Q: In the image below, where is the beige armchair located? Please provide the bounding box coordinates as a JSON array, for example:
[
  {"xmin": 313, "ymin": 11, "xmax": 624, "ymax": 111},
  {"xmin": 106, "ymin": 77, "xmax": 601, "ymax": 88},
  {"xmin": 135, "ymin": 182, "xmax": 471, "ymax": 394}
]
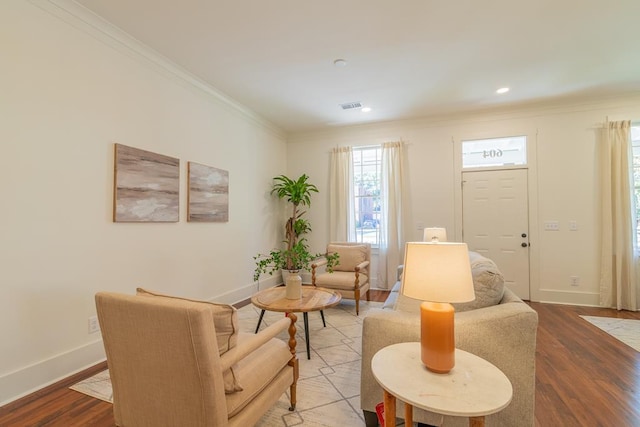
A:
[
  {"xmin": 311, "ymin": 242, "xmax": 371, "ymax": 315},
  {"xmin": 95, "ymin": 290, "xmax": 298, "ymax": 427}
]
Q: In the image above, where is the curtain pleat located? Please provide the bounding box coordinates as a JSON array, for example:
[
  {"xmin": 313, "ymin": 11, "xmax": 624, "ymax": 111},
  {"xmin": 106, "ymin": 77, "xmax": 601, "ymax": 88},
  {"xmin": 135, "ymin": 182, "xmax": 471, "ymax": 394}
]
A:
[
  {"xmin": 599, "ymin": 119, "xmax": 637, "ymax": 310},
  {"xmin": 329, "ymin": 147, "xmax": 355, "ymax": 241},
  {"xmin": 378, "ymin": 141, "xmax": 407, "ymax": 289}
]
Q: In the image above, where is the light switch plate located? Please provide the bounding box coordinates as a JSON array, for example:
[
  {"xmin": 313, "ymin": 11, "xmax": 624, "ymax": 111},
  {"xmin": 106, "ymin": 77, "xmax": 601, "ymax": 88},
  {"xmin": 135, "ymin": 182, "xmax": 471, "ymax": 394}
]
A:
[{"xmin": 544, "ymin": 221, "xmax": 559, "ymax": 231}]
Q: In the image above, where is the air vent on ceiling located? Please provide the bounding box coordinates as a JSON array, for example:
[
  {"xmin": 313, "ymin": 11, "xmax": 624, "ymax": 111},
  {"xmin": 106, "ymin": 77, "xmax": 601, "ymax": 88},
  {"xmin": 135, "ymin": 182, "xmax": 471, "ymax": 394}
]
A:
[{"xmin": 340, "ymin": 102, "xmax": 363, "ymax": 110}]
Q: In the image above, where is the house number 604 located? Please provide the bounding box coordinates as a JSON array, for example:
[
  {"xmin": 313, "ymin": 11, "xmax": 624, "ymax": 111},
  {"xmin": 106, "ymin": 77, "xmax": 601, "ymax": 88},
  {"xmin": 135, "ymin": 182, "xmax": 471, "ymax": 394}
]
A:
[{"xmin": 482, "ymin": 149, "xmax": 503, "ymax": 158}]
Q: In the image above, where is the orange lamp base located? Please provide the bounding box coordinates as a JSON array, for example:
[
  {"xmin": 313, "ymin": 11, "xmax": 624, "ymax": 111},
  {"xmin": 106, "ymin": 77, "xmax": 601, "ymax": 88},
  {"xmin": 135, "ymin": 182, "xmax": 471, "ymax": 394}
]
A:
[{"xmin": 420, "ymin": 301, "xmax": 455, "ymax": 373}]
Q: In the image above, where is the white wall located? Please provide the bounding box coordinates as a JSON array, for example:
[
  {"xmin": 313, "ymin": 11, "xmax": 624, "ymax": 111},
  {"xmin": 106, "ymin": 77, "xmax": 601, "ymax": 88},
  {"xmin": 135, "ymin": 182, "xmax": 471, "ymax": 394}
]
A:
[
  {"xmin": 288, "ymin": 96, "xmax": 640, "ymax": 304},
  {"xmin": 0, "ymin": 0, "xmax": 287, "ymax": 404}
]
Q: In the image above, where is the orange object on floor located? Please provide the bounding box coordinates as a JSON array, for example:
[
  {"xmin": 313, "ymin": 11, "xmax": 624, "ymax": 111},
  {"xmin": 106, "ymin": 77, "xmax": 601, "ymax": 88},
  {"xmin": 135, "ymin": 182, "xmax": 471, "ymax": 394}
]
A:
[{"xmin": 375, "ymin": 402, "xmax": 385, "ymax": 427}]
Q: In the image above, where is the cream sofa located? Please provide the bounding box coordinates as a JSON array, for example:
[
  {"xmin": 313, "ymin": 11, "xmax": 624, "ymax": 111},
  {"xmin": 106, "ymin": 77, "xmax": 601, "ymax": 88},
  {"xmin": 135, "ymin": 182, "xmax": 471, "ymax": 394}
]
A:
[{"xmin": 361, "ymin": 252, "xmax": 538, "ymax": 426}]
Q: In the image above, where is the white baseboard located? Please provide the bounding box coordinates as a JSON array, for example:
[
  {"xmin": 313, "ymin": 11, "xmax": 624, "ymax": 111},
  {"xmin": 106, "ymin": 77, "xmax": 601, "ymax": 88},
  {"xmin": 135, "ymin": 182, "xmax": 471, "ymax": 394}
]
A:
[
  {"xmin": 0, "ymin": 339, "xmax": 106, "ymax": 406},
  {"xmin": 215, "ymin": 276, "xmax": 283, "ymax": 305},
  {"xmin": 0, "ymin": 278, "xmax": 283, "ymax": 406},
  {"xmin": 536, "ymin": 288, "xmax": 600, "ymax": 306}
]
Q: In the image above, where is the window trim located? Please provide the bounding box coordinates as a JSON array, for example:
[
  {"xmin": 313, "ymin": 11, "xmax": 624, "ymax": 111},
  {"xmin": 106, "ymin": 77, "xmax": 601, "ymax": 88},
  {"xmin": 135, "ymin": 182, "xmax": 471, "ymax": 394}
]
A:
[{"xmin": 461, "ymin": 135, "xmax": 528, "ymax": 169}]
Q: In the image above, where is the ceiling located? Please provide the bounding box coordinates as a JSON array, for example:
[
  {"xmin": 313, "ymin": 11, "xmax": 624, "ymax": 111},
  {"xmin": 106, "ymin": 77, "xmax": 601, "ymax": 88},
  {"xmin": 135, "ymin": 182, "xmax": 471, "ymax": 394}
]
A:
[{"xmin": 75, "ymin": 0, "xmax": 640, "ymax": 133}]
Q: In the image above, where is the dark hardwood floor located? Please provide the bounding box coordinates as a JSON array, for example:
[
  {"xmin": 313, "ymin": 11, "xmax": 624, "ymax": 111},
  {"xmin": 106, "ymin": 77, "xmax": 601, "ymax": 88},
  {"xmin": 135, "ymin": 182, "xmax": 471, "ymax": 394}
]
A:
[
  {"xmin": 1, "ymin": 290, "xmax": 639, "ymax": 426},
  {"xmin": 529, "ymin": 301, "xmax": 640, "ymax": 426}
]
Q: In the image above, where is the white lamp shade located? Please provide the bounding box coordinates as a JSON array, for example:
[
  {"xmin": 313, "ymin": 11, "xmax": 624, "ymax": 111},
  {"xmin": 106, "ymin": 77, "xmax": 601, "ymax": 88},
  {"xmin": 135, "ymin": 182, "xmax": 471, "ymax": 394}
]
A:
[
  {"xmin": 423, "ymin": 227, "xmax": 447, "ymax": 242},
  {"xmin": 400, "ymin": 242, "xmax": 475, "ymax": 303}
]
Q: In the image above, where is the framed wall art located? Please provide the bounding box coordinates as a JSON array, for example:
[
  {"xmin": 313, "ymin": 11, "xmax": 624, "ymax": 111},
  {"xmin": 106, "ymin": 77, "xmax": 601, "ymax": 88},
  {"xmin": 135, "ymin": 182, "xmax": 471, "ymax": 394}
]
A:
[
  {"xmin": 187, "ymin": 161, "xmax": 229, "ymax": 222},
  {"xmin": 113, "ymin": 143, "xmax": 180, "ymax": 222}
]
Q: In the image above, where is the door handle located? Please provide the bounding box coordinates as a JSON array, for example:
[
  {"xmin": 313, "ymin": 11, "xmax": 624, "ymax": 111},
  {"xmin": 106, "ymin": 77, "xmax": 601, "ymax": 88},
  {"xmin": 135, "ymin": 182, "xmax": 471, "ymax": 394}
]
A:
[
  {"xmin": 521, "ymin": 233, "xmax": 527, "ymax": 238},
  {"xmin": 521, "ymin": 242, "xmax": 529, "ymax": 247}
]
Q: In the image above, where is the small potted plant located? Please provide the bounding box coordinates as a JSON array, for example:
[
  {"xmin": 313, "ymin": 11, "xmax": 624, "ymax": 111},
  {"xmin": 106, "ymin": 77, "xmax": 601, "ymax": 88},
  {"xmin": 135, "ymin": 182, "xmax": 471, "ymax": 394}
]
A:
[{"xmin": 254, "ymin": 174, "xmax": 338, "ymax": 298}]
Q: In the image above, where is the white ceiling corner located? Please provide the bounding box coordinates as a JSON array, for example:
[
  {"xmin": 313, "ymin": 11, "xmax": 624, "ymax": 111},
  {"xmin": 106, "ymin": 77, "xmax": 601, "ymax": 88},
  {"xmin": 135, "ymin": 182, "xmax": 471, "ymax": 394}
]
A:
[{"xmin": 72, "ymin": 0, "xmax": 640, "ymax": 133}]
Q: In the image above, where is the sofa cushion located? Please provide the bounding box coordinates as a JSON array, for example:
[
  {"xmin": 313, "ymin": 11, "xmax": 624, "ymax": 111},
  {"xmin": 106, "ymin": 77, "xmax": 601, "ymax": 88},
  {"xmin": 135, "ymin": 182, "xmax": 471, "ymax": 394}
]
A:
[
  {"xmin": 314, "ymin": 271, "xmax": 369, "ymax": 289},
  {"xmin": 382, "ymin": 282, "xmax": 401, "ymax": 309},
  {"xmin": 394, "ymin": 288, "xmax": 423, "ymax": 313},
  {"xmin": 136, "ymin": 288, "xmax": 242, "ymax": 393},
  {"xmin": 452, "ymin": 252, "xmax": 505, "ymax": 312},
  {"xmin": 327, "ymin": 244, "xmax": 368, "ymax": 272},
  {"xmin": 393, "ymin": 251, "xmax": 505, "ymax": 313}
]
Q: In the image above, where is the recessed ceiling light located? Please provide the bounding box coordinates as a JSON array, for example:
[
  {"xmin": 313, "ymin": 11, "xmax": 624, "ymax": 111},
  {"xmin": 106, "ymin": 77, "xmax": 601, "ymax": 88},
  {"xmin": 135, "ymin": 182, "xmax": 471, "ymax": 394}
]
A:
[
  {"xmin": 333, "ymin": 59, "xmax": 347, "ymax": 67},
  {"xmin": 496, "ymin": 87, "xmax": 510, "ymax": 94},
  {"xmin": 361, "ymin": 107, "xmax": 372, "ymax": 113}
]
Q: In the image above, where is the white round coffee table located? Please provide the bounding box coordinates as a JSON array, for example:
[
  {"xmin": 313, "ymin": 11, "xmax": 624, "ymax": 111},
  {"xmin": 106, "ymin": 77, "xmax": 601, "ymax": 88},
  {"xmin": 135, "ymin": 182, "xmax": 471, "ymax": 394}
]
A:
[{"xmin": 371, "ymin": 342, "xmax": 512, "ymax": 427}]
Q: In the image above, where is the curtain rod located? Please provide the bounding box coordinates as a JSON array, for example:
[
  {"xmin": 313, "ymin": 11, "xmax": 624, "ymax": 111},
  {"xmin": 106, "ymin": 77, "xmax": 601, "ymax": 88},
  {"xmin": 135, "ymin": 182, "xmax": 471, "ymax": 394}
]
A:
[{"xmin": 328, "ymin": 140, "xmax": 411, "ymax": 153}]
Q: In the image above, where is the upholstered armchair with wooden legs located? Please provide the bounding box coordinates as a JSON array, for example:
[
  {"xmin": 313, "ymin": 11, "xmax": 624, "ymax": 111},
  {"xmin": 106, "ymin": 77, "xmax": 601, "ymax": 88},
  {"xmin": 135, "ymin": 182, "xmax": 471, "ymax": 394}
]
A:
[
  {"xmin": 311, "ymin": 242, "xmax": 371, "ymax": 315},
  {"xmin": 95, "ymin": 289, "xmax": 299, "ymax": 427}
]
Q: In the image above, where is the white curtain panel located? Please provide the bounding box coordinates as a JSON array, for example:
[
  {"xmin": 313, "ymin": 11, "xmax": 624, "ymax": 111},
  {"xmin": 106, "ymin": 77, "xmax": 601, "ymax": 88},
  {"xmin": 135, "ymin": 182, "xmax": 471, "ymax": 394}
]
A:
[
  {"xmin": 599, "ymin": 119, "xmax": 637, "ymax": 310},
  {"xmin": 378, "ymin": 141, "xmax": 407, "ymax": 289},
  {"xmin": 329, "ymin": 146, "xmax": 355, "ymax": 241}
]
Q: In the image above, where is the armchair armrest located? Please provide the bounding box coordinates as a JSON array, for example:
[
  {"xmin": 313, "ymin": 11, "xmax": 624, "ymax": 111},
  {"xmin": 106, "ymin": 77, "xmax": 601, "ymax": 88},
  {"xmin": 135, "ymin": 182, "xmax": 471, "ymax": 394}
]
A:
[
  {"xmin": 220, "ymin": 316, "xmax": 294, "ymax": 371},
  {"xmin": 311, "ymin": 257, "xmax": 328, "ymax": 285},
  {"xmin": 354, "ymin": 260, "xmax": 370, "ymax": 272},
  {"xmin": 311, "ymin": 257, "xmax": 328, "ymax": 270}
]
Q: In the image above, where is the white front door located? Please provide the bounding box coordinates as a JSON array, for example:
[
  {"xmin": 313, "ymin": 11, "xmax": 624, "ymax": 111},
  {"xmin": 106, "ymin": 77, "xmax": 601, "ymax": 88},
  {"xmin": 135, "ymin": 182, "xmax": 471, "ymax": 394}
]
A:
[{"xmin": 462, "ymin": 168, "xmax": 530, "ymax": 300}]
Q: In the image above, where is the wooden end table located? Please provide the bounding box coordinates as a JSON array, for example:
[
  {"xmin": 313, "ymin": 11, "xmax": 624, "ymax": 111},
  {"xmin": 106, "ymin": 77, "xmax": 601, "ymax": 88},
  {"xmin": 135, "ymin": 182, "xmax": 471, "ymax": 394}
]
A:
[
  {"xmin": 251, "ymin": 285, "xmax": 342, "ymax": 359},
  {"xmin": 371, "ymin": 342, "xmax": 512, "ymax": 427}
]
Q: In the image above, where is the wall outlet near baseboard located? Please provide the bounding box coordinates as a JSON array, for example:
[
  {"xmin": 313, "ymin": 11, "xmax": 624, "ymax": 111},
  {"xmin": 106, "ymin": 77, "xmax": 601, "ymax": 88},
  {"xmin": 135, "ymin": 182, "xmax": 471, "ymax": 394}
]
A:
[
  {"xmin": 570, "ymin": 276, "xmax": 580, "ymax": 287},
  {"xmin": 88, "ymin": 316, "xmax": 100, "ymax": 334}
]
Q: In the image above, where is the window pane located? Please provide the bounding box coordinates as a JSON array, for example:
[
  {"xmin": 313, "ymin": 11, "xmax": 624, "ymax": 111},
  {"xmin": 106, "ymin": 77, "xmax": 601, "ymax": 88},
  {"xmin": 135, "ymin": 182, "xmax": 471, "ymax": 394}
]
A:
[
  {"xmin": 462, "ymin": 136, "xmax": 527, "ymax": 168},
  {"xmin": 352, "ymin": 146, "xmax": 381, "ymax": 247}
]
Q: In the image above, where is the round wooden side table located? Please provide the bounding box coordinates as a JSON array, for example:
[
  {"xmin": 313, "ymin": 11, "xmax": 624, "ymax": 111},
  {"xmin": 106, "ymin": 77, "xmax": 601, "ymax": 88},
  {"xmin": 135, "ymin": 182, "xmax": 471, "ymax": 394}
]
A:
[{"xmin": 251, "ymin": 285, "xmax": 342, "ymax": 359}]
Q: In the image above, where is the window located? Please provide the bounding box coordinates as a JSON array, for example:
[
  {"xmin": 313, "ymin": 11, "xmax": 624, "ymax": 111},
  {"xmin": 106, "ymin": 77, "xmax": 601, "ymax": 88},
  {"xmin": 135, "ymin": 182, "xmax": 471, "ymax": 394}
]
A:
[
  {"xmin": 630, "ymin": 125, "xmax": 640, "ymax": 245},
  {"xmin": 462, "ymin": 135, "xmax": 527, "ymax": 168},
  {"xmin": 353, "ymin": 146, "xmax": 381, "ymax": 246}
]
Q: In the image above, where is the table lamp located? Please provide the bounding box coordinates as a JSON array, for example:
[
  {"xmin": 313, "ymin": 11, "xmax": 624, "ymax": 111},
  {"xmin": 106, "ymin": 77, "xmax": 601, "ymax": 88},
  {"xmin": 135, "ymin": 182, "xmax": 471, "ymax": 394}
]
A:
[
  {"xmin": 423, "ymin": 227, "xmax": 447, "ymax": 242},
  {"xmin": 400, "ymin": 242, "xmax": 474, "ymax": 373}
]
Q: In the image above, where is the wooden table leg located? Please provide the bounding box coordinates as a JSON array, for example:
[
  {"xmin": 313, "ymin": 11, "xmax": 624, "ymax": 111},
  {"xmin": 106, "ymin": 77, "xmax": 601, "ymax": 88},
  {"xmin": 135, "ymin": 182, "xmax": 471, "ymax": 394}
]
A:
[
  {"xmin": 383, "ymin": 389, "xmax": 396, "ymax": 427},
  {"xmin": 404, "ymin": 402, "xmax": 413, "ymax": 426},
  {"xmin": 469, "ymin": 416, "xmax": 484, "ymax": 427},
  {"xmin": 286, "ymin": 313, "xmax": 297, "ymax": 411}
]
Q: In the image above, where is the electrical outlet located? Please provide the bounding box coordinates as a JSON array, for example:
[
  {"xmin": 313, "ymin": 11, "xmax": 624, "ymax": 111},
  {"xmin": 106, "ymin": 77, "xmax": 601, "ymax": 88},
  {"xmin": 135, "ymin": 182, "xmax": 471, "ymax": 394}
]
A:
[
  {"xmin": 544, "ymin": 221, "xmax": 560, "ymax": 231},
  {"xmin": 570, "ymin": 276, "xmax": 580, "ymax": 287},
  {"xmin": 88, "ymin": 316, "xmax": 100, "ymax": 334},
  {"xmin": 569, "ymin": 220, "xmax": 578, "ymax": 231}
]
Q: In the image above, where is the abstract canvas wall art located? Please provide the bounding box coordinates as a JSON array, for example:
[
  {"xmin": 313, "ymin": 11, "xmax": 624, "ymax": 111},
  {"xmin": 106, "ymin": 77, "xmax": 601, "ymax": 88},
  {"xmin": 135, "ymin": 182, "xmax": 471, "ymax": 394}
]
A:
[
  {"xmin": 113, "ymin": 144, "xmax": 180, "ymax": 222},
  {"xmin": 188, "ymin": 162, "xmax": 229, "ymax": 222}
]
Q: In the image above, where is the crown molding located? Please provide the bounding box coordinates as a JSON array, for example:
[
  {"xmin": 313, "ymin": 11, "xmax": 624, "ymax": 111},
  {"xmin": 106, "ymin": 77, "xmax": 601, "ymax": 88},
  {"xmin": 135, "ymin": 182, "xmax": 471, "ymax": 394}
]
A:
[
  {"xmin": 27, "ymin": 0, "xmax": 285, "ymax": 139},
  {"xmin": 289, "ymin": 91, "xmax": 640, "ymax": 143}
]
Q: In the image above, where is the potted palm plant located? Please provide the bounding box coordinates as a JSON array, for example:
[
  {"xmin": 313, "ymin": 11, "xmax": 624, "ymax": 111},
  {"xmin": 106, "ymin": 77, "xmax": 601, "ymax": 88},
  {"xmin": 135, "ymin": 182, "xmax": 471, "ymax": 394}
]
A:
[{"xmin": 254, "ymin": 174, "xmax": 338, "ymax": 298}]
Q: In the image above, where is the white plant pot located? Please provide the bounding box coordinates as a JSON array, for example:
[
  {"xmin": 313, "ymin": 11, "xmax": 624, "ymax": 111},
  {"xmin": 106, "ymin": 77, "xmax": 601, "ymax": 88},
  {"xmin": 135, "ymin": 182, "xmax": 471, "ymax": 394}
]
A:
[{"xmin": 285, "ymin": 270, "xmax": 302, "ymax": 299}]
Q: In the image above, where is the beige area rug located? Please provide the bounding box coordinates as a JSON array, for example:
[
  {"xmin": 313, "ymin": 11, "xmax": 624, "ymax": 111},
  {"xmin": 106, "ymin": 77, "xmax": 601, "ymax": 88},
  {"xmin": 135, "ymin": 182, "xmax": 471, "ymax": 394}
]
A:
[
  {"xmin": 580, "ymin": 316, "xmax": 640, "ymax": 352},
  {"xmin": 71, "ymin": 300, "xmax": 390, "ymax": 426}
]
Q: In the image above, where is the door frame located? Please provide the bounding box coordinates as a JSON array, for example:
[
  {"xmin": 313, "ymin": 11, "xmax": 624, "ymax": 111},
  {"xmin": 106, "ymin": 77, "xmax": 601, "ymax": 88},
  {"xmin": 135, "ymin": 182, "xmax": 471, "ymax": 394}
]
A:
[{"xmin": 452, "ymin": 129, "xmax": 540, "ymax": 302}]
